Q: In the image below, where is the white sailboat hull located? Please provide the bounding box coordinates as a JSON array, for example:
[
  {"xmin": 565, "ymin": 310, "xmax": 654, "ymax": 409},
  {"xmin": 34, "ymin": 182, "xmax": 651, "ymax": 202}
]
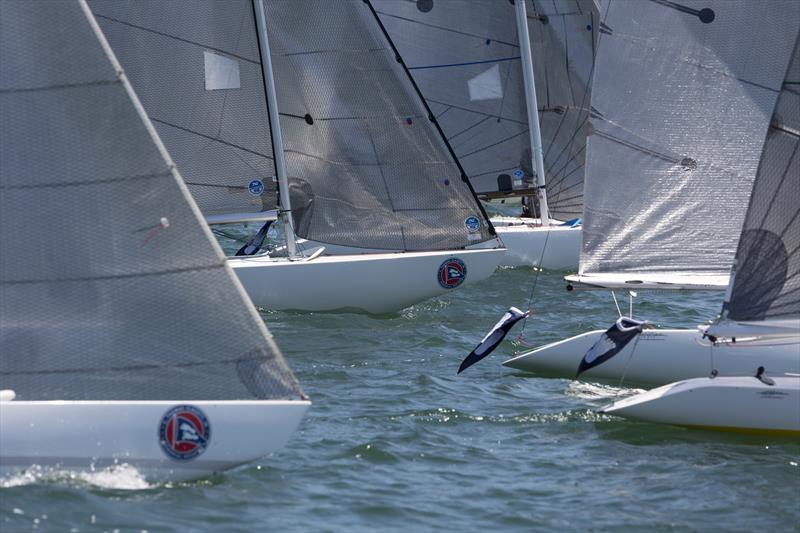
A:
[
  {"xmin": 0, "ymin": 400, "xmax": 310, "ymax": 483},
  {"xmin": 503, "ymin": 329, "xmax": 800, "ymax": 388},
  {"xmin": 492, "ymin": 219, "xmax": 580, "ymax": 269},
  {"xmin": 231, "ymin": 248, "xmax": 504, "ymax": 314},
  {"xmin": 599, "ymin": 376, "xmax": 800, "ymax": 435}
]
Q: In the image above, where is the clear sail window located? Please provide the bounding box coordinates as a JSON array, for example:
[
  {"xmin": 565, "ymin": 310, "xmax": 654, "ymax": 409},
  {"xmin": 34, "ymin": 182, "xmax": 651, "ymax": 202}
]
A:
[
  {"xmin": 204, "ymin": 50, "xmax": 240, "ymax": 90},
  {"xmin": 468, "ymin": 63, "xmax": 502, "ymax": 101}
]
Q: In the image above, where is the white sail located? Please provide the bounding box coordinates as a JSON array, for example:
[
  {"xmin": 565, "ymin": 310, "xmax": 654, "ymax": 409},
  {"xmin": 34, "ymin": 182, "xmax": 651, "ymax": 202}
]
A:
[
  {"xmin": 0, "ymin": 0, "xmax": 303, "ymax": 404},
  {"xmin": 89, "ymin": 0, "xmax": 278, "ymax": 221},
  {"xmin": 572, "ymin": 0, "xmax": 800, "ymax": 289},
  {"xmin": 261, "ymin": 0, "xmax": 496, "ymax": 251},
  {"xmin": 373, "ymin": 0, "xmax": 597, "ymax": 221}
]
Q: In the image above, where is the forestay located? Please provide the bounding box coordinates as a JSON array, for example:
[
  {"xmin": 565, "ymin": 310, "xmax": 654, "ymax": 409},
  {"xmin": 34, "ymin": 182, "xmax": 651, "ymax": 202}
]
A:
[
  {"xmin": 0, "ymin": 0, "xmax": 303, "ymax": 402},
  {"xmin": 720, "ymin": 36, "xmax": 800, "ymax": 324},
  {"xmin": 89, "ymin": 0, "xmax": 278, "ymax": 220},
  {"xmin": 261, "ymin": 0, "xmax": 495, "ymax": 251},
  {"xmin": 373, "ymin": 0, "xmax": 597, "ymax": 221},
  {"xmin": 579, "ymin": 0, "xmax": 800, "ymax": 283}
]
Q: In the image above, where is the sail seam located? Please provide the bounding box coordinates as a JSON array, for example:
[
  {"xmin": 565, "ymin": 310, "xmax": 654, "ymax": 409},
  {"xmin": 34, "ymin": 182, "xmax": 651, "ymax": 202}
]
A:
[
  {"xmin": 0, "ymin": 171, "xmax": 171, "ymax": 190},
  {"xmin": 0, "ymin": 351, "xmax": 270, "ymax": 376},
  {"xmin": 0, "ymin": 79, "xmax": 119, "ymax": 94},
  {"xmin": 93, "ymin": 13, "xmax": 260, "ymax": 65},
  {"xmin": 151, "ymin": 118, "xmax": 274, "ymax": 160},
  {"xmin": 1, "ymin": 263, "xmax": 224, "ymax": 286}
]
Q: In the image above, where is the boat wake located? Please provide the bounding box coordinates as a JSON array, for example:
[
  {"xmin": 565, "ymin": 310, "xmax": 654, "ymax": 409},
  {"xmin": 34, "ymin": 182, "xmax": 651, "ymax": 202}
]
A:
[
  {"xmin": 564, "ymin": 381, "xmax": 644, "ymax": 401},
  {"xmin": 0, "ymin": 463, "xmax": 151, "ymax": 491}
]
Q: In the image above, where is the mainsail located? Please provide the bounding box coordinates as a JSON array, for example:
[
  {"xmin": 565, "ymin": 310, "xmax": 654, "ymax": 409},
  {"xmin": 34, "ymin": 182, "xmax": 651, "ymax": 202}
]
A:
[
  {"xmin": 89, "ymin": 0, "xmax": 278, "ymax": 221},
  {"xmin": 373, "ymin": 0, "xmax": 597, "ymax": 221},
  {"xmin": 261, "ymin": 0, "xmax": 495, "ymax": 251},
  {"xmin": 0, "ymin": 0, "xmax": 303, "ymax": 401},
  {"xmin": 573, "ymin": 0, "xmax": 800, "ymax": 288},
  {"xmin": 719, "ymin": 36, "xmax": 800, "ymax": 325}
]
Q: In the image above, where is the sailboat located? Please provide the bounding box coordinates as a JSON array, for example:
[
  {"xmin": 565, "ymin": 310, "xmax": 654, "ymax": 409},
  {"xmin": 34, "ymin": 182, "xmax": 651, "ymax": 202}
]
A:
[
  {"xmin": 0, "ymin": 0, "xmax": 309, "ymax": 482},
  {"xmin": 90, "ymin": 0, "xmax": 505, "ymax": 315},
  {"xmin": 374, "ymin": 0, "xmax": 598, "ymax": 269},
  {"xmin": 504, "ymin": 0, "xmax": 800, "ymax": 385},
  {"xmin": 601, "ymin": 35, "xmax": 800, "ymax": 430}
]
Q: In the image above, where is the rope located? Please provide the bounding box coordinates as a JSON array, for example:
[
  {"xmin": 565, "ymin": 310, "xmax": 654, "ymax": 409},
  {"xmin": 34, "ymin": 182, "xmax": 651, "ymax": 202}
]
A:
[
  {"xmin": 517, "ymin": 225, "xmax": 552, "ymax": 339},
  {"xmin": 617, "ymin": 333, "xmax": 643, "ymax": 388},
  {"xmin": 610, "ymin": 290, "xmax": 623, "ymax": 317}
]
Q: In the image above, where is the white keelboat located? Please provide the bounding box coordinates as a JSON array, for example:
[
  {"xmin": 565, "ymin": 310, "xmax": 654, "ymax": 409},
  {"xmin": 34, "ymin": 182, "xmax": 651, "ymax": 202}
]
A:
[
  {"xmin": 91, "ymin": 0, "xmax": 505, "ymax": 314},
  {"xmin": 0, "ymin": 0, "xmax": 308, "ymax": 483},
  {"xmin": 504, "ymin": 0, "xmax": 800, "ymax": 384},
  {"xmin": 600, "ymin": 36, "xmax": 800, "ymax": 433}
]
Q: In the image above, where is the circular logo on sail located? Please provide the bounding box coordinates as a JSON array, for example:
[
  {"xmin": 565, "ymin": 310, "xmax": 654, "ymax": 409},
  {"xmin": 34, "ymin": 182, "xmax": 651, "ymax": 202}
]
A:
[
  {"xmin": 464, "ymin": 216, "xmax": 481, "ymax": 233},
  {"xmin": 159, "ymin": 405, "xmax": 211, "ymax": 461},
  {"xmin": 248, "ymin": 179, "xmax": 265, "ymax": 196},
  {"xmin": 438, "ymin": 258, "xmax": 467, "ymax": 289}
]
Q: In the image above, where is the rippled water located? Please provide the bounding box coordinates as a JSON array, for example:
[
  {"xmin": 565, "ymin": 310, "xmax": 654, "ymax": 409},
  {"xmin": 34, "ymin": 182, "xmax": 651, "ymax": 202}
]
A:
[{"xmin": 2, "ymin": 266, "xmax": 799, "ymax": 532}]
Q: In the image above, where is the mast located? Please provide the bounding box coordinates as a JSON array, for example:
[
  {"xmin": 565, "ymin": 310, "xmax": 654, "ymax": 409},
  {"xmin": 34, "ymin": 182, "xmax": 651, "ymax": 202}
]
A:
[
  {"xmin": 253, "ymin": 0, "xmax": 298, "ymax": 258},
  {"xmin": 514, "ymin": 0, "xmax": 550, "ymax": 226}
]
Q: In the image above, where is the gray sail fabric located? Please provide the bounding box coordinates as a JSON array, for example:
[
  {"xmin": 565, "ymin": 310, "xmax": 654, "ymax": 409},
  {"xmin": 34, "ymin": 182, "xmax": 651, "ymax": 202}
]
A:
[
  {"xmin": 88, "ymin": 0, "xmax": 277, "ymax": 219},
  {"xmin": 580, "ymin": 0, "xmax": 800, "ymax": 277},
  {"xmin": 0, "ymin": 0, "xmax": 304, "ymax": 401},
  {"xmin": 723, "ymin": 36, "xmax": 800, "ymax": 322},
  {"xmin": 262, "ymin": 0, "xmax": 494, "ymax": 251},
  {"xmin": 374, "ymin": 0, "xmax": 597, "ymax": 221}
]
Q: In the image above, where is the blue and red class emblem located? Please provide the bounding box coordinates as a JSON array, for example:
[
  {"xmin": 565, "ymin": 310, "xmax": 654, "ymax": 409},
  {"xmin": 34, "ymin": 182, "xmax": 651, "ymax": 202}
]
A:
[
  {"xmin": 437, "ymin": 257, "xmax": 467, "ymax": 289},
  {"xmin": 159, "ymin": 405, "xmax": 211, "ymax": 461}
]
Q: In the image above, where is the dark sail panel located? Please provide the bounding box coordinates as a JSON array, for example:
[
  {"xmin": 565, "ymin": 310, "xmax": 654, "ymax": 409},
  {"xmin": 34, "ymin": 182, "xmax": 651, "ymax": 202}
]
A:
[
  {"xmin": 724, "ymin": 37, "xmax": 800, "ymax": 322},
  {"xmin": 263, "ymin": 0, "xmax": 494, "ymax": 251}
]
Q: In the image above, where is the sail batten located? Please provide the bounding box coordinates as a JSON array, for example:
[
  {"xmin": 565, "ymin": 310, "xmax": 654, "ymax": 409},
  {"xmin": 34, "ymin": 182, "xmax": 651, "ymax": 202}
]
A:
[{"xmin": 579, "ymin": 0, "xmax": 800, "ymax": 282}]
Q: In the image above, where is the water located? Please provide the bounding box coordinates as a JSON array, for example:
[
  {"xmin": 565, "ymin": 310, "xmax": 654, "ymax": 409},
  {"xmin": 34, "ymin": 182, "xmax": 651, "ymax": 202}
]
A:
[{"xmin": 2, "ymin": 268, "xmax": 799, "ymax": 531}]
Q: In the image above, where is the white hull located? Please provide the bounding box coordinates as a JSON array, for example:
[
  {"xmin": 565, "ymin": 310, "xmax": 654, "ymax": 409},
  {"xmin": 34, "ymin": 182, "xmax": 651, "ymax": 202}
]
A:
[
  {"xmin": 504, "ymin": 329, "xmax": 800, "ymax": 388},
  {"xmin": 599, "ymin": 376, "xmax": 800, "ymax": 435},
  {"xmin": 492, "ymin": 218, "xmax": 580, "ymax": 269},
  {"xmin": 231, "ymin": 248, "xmax": 504, "ymax": 314},
  {"xmin": 0, "ymin": 400, "xmax": 310, "ymax": 483}
]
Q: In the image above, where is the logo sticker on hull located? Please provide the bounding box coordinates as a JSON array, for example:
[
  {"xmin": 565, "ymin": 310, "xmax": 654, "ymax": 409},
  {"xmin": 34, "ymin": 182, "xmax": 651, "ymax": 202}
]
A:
[
  {"xmin": 159, "ymin": 405, "xmax": 211, "ymax": 461},
  {"xmin": 438, "ymin": 257, "xmax": 467, "ymax": 289}
]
